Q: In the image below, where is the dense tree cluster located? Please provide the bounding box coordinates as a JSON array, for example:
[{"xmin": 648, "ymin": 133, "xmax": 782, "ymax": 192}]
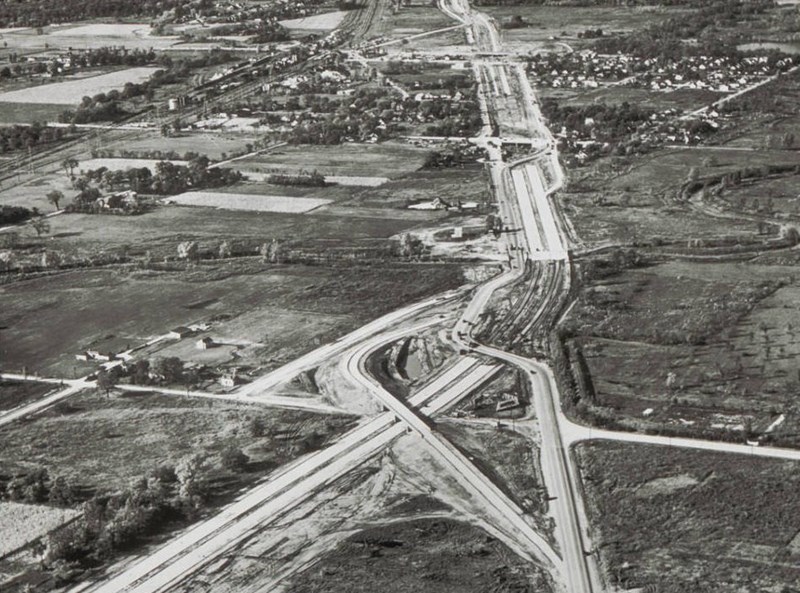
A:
[
  {"xmin": 593, "ymin": 0, "xmax": 778, "ymax": 59},
  {"xmin": 0, "ymin": 122, "xmax": 70, "ymax": 153},
  {"xmin": 0, "ymin": 0, "xmax": 191, "ymax": 28},
  {"xmin": 268, "ymin": 171, "xmax": 327, "ymax": 187},
  {"xmin": 282, "ymin": 86, "xmax": 481, "ymax": 144},
  {"xmin": 0, "ymin": 205, "xmax": 34, "ymax": 225},
  {"xmin": 69, "ymin": 157, "xmax": 243, "ymax": 210},
  {"xmin": 0, "ymin": 47, "xmax": 159, "ymax": 82}
]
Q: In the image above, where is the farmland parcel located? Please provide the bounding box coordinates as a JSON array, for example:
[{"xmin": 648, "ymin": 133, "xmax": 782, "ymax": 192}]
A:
[{"xmin": 0, "ymin": 68, "xmax": 159, "ymax": 105}]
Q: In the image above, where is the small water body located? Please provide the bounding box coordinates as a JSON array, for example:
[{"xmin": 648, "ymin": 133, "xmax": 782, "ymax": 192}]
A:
[{"xmin": 737, "ymin": 41, "xmax": 800, "ymax": 55}]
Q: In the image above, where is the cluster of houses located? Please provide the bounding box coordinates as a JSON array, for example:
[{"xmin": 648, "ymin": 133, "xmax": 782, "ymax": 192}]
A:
[
  {"xmin": 631, "ymin": 54, "xmax": 796, "ymax": 93},
  {"xmin": 76, "ymin": 322, "xmax": 246, "ymax": 388},
  {"xmin": 528, "ymin": 51, "xmax": 633, "ymax": 89},
  {"xmin": 529, "ymin": 49, "xmax": 796, "ymax": 94}
]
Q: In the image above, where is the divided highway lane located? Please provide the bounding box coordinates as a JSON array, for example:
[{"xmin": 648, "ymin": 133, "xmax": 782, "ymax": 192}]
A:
[
  {"xmin": 237, "ymin": 289, "xmax": 466, "ymax": 397},
  {"xmin": 0, "ymin": 377, "xmax": 90, "ymax": 428},
  {"xmin": 71, "ymin": 340, "xmax": 497, "ymax": 593},
  {"xmin": 345, "ymin": 327, "xmax": 564, "ymax": 573}
]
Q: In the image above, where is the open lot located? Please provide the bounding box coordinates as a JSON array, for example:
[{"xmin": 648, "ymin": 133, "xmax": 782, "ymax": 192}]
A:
[
  {"xmin": 0, "ymin": 262, "xmax": 465, "ymax": 376},
  {"xmin": 0, "ymin": 102, "xmax": 68, "ymax": 125},
  {"xmin": 107, "ymin": 132, "xmax": 264, "ymax": 161},
  {"xmin": 560, "ymin": 146, "xmax": 800, "ymax": 246},
  {"xmin": 287, "ymin": 517, "xmax": 553, "ymax": 593},
  {"xmin": 371, "ymin": 6, "xmax": 456, "ymax": 40},
  {"xmin": 0, "ymin": 388, "xmax": 356, "ymax": 494},
  {"xmin": 230, "ymin": 142, "xmax": 430, "ymax": 179},
  {"xmin": 281, "ymin": 10, "xmax": 348, "ymax": 31},
  {"xmin": 576, "ymin": 441, "xmax": 800, "ymax": 593},
  {"xmin": 0, "ymin": 502, "xmax": 79, "ymax": 558},
  {"xmin": 438, "ymin": 421, "xmax": 548, "ymax": 531},
  {"xmin": 0, "ymin": 24, "xmax": 179, "ymax": 51},
  {"xmin": 0, "ymin": 68, "xmax": 159, "ymax": 105},
  {"xmin": 168, "ymin": 191, "xmax": 332, "ymax": 213},
  {"xmin": 485, "ymin": 5, "xmax": 696, "ymax": 52},
  {"xmin": 0, "ymin": 381, "xmax": 55, "ymax": 412},
  {"xmin": 539, "ymin": 86, "xmax": 722, "ymax": 114},
  {"xmin": 564, "ymin": 260, "xmax": 800, "ymax": 444}
]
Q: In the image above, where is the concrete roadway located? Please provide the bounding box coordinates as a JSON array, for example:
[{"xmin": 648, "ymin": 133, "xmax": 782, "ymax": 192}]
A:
[
  {"xmin": 0, "ymin": 375, "xmax": 90, "ymax": 428},
  {"xmin": 68, "ymin": 342, "xmax": 500, "ymax": 593},
  {"xmin": 235, "ymin": 288, "xmax": 466, "ymax": 398}
]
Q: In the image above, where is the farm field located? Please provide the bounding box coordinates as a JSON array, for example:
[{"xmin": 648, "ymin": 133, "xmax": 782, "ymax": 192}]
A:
[
  {"xmin": 0, "ymin": 68, "xmax": 159, "ymax": 105},
  {"xmin": 0, "ymin": 172, "xmax": 75, "ymax": 211},
  {"xmin": 109, "ymin": 133, "xmax": 264, "ymax": 161},
  {"xmin": 168, "ymin": 191, "xmax": 332, "ymax": 213},
  {"xmin": 0, "ymin": 381, "xmax": 55, "ymax": 412},
  {"xmin": 78, "ymin": 158, "xmax": 186, "ymax": 173},
  {"xmin": 576, "ymin": 441, "xmax": 800, "ymax": 593},
  {"xmin": 230, "ymin": 142, "xmax": 430, "ymax": 178},
  {"xmin": 221, "ymin": 164, "xmax": 486, "ymax": 215},
  {"xmin": 372, "ymin": 6, "xmax": 456, "ymax": 40},
  {"xmin": 485, "ymin": 5, "xmax": 695, "ymax": 51},
  {"xmin": 538, "ymin": 86, "xmax": 722, "ymax": 113},
  {"xmin": 0, "ymin": 102, "xmax": 68, "ymax": 125},
  {"xmin": 559, "ymin": 146, "xmax": 800, "ymax": 246},
  {"xmin": 563, "ymin": 260, "xmax": 800, "ymax": 445},
  {"xmin": 0, "ymin": 262, "xmax": 466, "ymax": 376},
  {"xmin": 280, "ymin": 10, "xmax": 348, "ymax": 31},
  {"xmin": 0, "ymin": 388, "xmax": 356, "ymax": 494},
  {"xmin": 13, "ymin": 199, "xmax": 432, "ymax": 260},
  {"xmin": 0, "ymin": 23, "xmax": 179, "ymax": 51},
  {"xmin": 0, "ymin": 502, "xmax": 80, "ymax": 558},
  {"xmin": 287, "ymin": 518, "xmax": 554, "ymax": 593},
  {"xmin": 719, "ymin": 172, "xmax": 800, "ymax": 216}
]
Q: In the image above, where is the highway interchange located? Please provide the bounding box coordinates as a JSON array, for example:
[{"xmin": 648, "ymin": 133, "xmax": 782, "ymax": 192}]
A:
[{"xmin": 3, "ymin": 1, "xmax": 800, "ymax": 592}]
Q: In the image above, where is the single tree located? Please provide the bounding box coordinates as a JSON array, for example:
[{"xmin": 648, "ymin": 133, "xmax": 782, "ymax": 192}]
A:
[
  {"xmin": 96, "ymin": 369, "xmax": 114, "ymax": 396},
  {"xmin": 30, "ymin": 217, "xmax": 50, "ymax": 238},
  {"xmin": 46, "ymin": 190, "xmax": 64, "ymax": 211},
  {"xmin": 61, "ymin": 157, "xmax": 78, "ymax": 181}
]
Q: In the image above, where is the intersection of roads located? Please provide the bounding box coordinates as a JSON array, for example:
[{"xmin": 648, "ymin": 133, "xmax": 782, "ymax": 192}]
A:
[{"xmin": 2, "ymin": 2, "xmax": 800, "ymax": 592}]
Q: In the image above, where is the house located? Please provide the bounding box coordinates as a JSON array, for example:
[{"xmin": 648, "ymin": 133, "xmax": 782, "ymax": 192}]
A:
[
  {"xmin": 219, "ymin": 368, "xmax": 241, "ymax": 388},
  {"xmin": 168, "ymin": 327, "xmax": 193, "ymax": 340},
  {"xmin": 496, "ymin": 393, "xmax": 521, "ymax": 412},
  {"xmin": 196, "ymin": 337, "xmax": 215, "ymax": 350}
]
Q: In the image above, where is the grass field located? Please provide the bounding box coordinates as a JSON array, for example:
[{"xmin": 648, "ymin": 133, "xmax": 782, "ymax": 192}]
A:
[
  {"xmin": 0, "ymin": 388, "xmax": 355, "ymax": 494},
  {"xmin": 0, "ymin": 102, "xmax": 68, "ymax": 125},
  {"xmin": 0, "ymin": 68, "xmax": 159, "ymax": 105},
  {"xmin": 108, "ymin": 132, "xmax": 264, "ymax": 161},
  {"xmin": 438, "ymin": 421, "xmax": 549, "ymax": 530},
  {"xmin": 0, "ymin": 381, "xmax": 55, "ymax": 412},
  {"xmin": 0, "ymin": 24, "xmax": 178, "ymax": 51},
  {"xmin": 280, "ymin": 10, "xmax": 348, "ymax": 31},
  {"xmin": 576, "ymin": 441, "xmax": 800, "ymax": 593},
  {"xmin": 287, "ymin": 518, "xmax": 554, "ymax": 593},
  {"xmin": 564, "ymin": 260, "xmax": 800, "ymax": 444},
  {"xmin": 560, "ymin": 147, "xmax": 800, "ymax": 246},
  {"xmin": 0, "ymin": 502, "xmax": 79, "ymax": 558},
  {"xmin": 168, "ymin": 191, "xmax": 332, "ymax": 213},
  {"xmin": 372, "ymin": 5, "xmax": 455, "ymax": 40},
  {"xmin": 16, "ymin": 200, "xmax": 432, "ymax": 260},
  {"xmin": 0, "ymin": 262, "xmax": 465, "ymax": 376},
  {"xmin": 539, "ymin": 86, "xmax": 722, "ymax": 113},
  {"xmin": 486, "ymin": 5, "xmax": 695, "ymax": 51},
  {"xmin": 720, "ymin": 173, "xmax": 800, "ymax": 216},
  {"xmin": 230, "ymin": 142, "xmax": 430, "ymax": 179}
]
